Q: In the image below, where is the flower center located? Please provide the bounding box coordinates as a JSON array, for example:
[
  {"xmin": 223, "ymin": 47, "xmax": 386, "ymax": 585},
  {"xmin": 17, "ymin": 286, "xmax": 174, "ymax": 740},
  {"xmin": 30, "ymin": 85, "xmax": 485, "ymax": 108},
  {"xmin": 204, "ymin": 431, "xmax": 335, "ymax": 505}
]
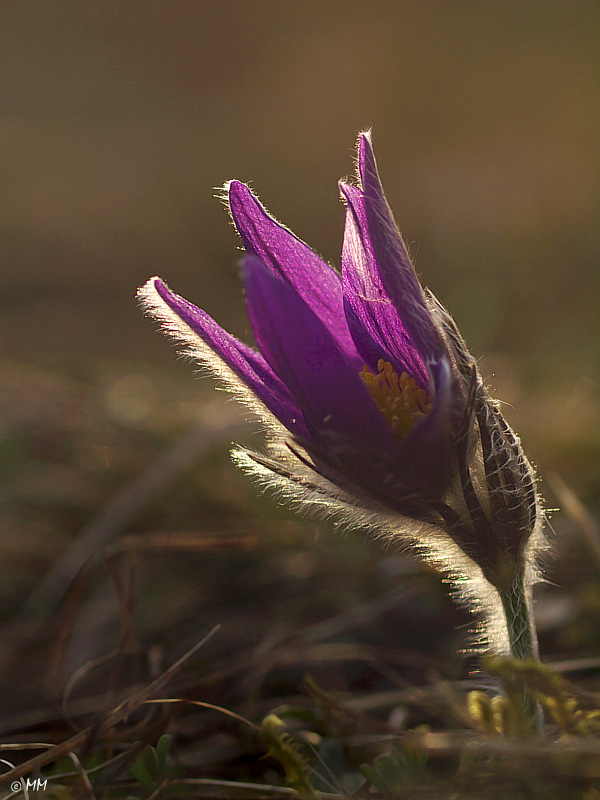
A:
[{"xmin": 359, "ymin": 359, "xmax": 433, "ymax": 439}]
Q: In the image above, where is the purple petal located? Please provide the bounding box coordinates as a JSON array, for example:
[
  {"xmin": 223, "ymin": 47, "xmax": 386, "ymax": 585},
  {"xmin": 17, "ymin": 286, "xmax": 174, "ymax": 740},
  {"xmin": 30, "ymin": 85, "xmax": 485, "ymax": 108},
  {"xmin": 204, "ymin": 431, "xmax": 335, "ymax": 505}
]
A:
[
  {"xmin": 299, "ymin": 356, "xmax": 454, "ymax": 510},
  {"xmin": 397, "ymin": 356, "xmax": 455, "ymax": 496},
  {"xmin": 407, "ymin": 358, "xmax": 452, "ymax": 447},
  {"xmin": 358, "ymin": 133, "xmax": 444, "ymax": 360},
  {"xmin": 340, "ymin": 182, "xmax": 429, "ymax": 389},
  {"xmin": 228, "ymin": 181, "xmax": 360, "ymax": 366},
  {"xmin": 139, "ymin": 277, "xmax": 310, "ymax": 439},
  {"xmin": 242, "ymin": 255, "xmax": 402, "ymax": 460}
]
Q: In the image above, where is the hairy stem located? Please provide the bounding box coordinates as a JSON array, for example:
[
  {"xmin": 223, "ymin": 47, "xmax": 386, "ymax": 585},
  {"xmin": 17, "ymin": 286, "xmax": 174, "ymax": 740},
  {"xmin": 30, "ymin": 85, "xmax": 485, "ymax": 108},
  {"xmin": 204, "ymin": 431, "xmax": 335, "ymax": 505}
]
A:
[
  {"xmin": 499, "ymin": 575, "xmax": 542, "ymax": 730},
  {"xmin": 499, "ymin": 575, "xmax": 538, "ymax": 663}
]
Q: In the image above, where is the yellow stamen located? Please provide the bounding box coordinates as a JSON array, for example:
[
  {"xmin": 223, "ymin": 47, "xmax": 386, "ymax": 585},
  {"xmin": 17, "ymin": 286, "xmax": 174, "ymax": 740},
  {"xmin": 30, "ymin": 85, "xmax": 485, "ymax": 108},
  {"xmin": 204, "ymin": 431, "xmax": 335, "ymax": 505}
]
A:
[{"xmin": 359, "ymin": 359, "xmax": 433, "ymax": 440}]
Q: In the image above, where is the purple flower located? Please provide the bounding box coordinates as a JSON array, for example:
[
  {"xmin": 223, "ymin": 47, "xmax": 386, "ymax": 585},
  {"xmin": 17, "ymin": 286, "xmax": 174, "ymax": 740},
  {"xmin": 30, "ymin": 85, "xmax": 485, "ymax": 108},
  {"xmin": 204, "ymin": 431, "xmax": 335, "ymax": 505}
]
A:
[{"xmin": 139, "ymin": 133, "xmax": 544, "ymax": 651}]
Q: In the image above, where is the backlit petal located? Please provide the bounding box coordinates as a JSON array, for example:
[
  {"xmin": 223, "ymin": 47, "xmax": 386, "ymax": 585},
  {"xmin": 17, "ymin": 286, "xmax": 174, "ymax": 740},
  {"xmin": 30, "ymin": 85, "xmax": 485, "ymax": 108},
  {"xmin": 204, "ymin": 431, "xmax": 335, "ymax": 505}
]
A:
[
  {"xmin": 340, "ymin": 181, "xmax": 429, "ymax": 389},
  {"xmin": 139, "ymin": 276, "xmax": 310, "ymax": 439},
  {"xmin": 358, "ymin": 133, "xmax": 444, "ymax": 360},
  {"xmin": 228, "ymin": 181, "xmax": 360, "ymax": 365},
  {"xmin": 242, "ymin": 255, "xmax": 402, "ymax": 460}
]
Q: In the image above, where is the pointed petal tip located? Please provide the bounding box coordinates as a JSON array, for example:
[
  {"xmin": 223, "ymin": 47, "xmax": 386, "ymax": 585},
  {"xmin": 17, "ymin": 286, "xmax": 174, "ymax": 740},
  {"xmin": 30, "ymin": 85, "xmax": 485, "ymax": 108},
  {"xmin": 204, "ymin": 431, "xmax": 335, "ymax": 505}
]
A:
[
  {"xmin": 355, "ymin": 131, "xmax": 379, "ymax": 191},
  {"xmin": 225, "ymin": 180, "xmax": 256, "ymax": 217},
  {"xmin": 139, "ymin": 274, "xmax": 160, "ymax": 288},
  {"xmin": 228, "ymin": 179, "xmax": 257, "ymax": 207},
  {"xmin": 359, "ymin": 132, "xmax": 377, "ymax": 174},
  {"xmin": 357, "ymin": 130, "xmax": 374, "ymax": 159},
  {"xmin": 227, "ymin": 180, "xmax": 271, "ymax": 229},
  {"xmin": 227, "ymin": 178, "xmax": 246, "ymax": 196},
  {"xmin": 137, "ymin": 275, "xmax": 164, "ymax": 303}
]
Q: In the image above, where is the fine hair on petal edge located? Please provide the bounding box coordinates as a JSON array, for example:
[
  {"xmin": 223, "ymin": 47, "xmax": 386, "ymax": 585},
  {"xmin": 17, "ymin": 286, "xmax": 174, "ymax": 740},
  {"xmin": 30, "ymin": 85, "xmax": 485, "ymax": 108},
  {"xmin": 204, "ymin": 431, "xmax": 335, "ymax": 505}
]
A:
[
  {"xmin": 137, "ymin": 278, "xmax": 289, "ymax": 437},
  {"xmin": 233, "ymin": 443, "xmax": 523, "ymax": 656}
]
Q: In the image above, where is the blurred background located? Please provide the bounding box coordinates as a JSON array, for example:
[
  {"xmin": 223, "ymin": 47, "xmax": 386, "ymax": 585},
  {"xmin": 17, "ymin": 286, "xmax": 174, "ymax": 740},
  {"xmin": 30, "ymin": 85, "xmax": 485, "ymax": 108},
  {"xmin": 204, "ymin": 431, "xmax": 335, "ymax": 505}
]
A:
[
  {"xmin": 1, "ymin": 0, "xmax": 598, "ymax": 474},
  {"xmin": 0, "ymin": 0, "xmax": 598, "ymax": 783}
]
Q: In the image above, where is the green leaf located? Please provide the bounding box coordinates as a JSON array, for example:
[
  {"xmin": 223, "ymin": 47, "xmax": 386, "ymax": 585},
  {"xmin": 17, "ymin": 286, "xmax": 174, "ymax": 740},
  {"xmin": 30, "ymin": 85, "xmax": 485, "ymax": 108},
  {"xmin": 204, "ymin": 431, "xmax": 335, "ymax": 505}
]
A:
[
  {"xmin": 142, "ymin": 744, "xmax": 161, "ymax": 781},
  {"xmin": 155, "ymin": 734, "xmax": 172, "ymax": 773},
  {"xmin": 128, "ymin": 761, "xmax": 157, "ymax": 791}
]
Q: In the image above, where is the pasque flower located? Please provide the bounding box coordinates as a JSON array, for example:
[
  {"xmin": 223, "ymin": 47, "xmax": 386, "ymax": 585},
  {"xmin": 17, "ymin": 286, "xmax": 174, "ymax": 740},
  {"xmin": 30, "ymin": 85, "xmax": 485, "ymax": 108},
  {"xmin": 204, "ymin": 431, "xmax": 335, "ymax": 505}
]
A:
[{"xmin": 139, "ymin": 133, "xmax": 545, "ymax": 657}]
